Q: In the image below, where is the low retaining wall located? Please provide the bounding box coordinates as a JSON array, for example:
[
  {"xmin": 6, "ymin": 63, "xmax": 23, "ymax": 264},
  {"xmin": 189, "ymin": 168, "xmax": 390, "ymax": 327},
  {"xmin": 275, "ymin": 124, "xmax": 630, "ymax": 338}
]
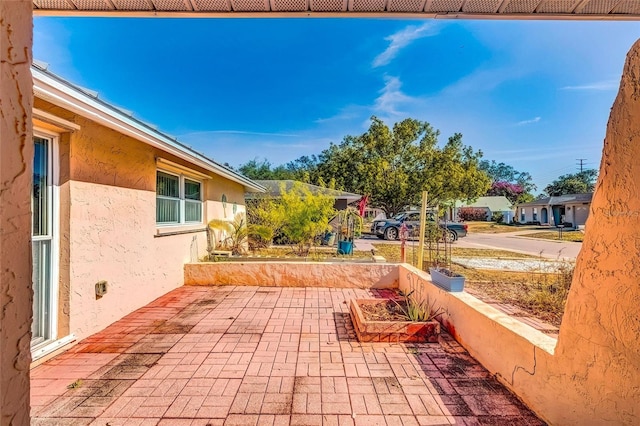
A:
[
  {"xmin": 184, "ymin": 261, "xmax": 399, "ymax": 288},
  {"xmin": 398, "ymin": 265, "xmax": 558, "ymax": 424}
]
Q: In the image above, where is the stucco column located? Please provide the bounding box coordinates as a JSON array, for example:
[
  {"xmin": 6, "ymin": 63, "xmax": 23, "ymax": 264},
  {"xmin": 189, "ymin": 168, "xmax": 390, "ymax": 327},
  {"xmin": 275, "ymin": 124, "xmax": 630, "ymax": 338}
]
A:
[
  {"xmin": 554, "ymin": 39, "xmax": 640, "ymax": 423},
  {"xmin": 0, "ymin": 0, "xmax": 33, "ymax": 424}
]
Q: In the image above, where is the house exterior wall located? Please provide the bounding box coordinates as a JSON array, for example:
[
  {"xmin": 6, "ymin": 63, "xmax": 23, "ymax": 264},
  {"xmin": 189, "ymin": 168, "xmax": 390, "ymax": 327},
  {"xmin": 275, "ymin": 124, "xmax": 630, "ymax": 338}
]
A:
[
  {"xmin": 34, "ymin": 99, "xmax": 247, "ymax": 342},
  {"xmin": 567, "ymin": 203, "xmax": 589, "ymax": 227},
  {"xmin": 519, "ymin": 205, "xmax": 543, "ymax": 223}
]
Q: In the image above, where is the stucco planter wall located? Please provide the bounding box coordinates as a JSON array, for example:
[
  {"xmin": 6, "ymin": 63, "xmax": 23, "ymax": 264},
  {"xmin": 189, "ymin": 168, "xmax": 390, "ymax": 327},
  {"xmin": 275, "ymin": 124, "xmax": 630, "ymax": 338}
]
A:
[
  {"xmin": 184, "ymin": 261, "xmax": 399, "ymax": 288},
  {"xmin": 350, "ymin": 299, "xmax": 440, "ymax": 343}
]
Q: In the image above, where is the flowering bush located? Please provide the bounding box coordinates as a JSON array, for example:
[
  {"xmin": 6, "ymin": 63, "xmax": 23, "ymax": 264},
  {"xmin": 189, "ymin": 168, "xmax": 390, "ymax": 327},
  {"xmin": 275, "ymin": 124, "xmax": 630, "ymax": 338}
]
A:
[{"xmin": 458, "ymin": 207, "xmax": 487, "ymax": 221}]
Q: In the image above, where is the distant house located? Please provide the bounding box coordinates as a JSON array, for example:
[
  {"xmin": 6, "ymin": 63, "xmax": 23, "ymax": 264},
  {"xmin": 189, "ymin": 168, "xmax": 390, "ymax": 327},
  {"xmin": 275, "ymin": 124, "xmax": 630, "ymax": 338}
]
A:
[
  {"xmin": 517, "ymin": 193, "xmax": 593, "ymax": 228},
  {"xmin": 30, "ymin": 63, "xmax": 264, "ymax": 361},
  {"xmin": 246, "ymin": 180, "xmax": 361, "ymax": 211},
  {"xmin": 452, "ymin": 196, "xmax": 515, "ymax": 223}
]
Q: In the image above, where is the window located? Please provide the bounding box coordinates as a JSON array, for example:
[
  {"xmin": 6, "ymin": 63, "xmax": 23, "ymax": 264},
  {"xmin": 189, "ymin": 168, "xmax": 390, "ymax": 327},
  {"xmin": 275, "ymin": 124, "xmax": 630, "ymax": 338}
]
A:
[
  {"xmin": 521, "ymin": 208, "xmax": 525, "ymax": 222},
  {"xmin": 156, "ymin": 170, "xmax": 202, "ymax": 225},
  {"xmin": 533, "ymin": 207, "xmax": 538, "ymax": 221}
]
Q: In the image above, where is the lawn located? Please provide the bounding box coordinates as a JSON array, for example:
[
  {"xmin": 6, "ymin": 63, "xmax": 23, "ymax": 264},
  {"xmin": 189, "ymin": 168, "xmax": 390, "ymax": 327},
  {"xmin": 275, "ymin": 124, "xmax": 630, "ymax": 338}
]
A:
[
  {"xmin": 523, "ymin": 231, "xmax": 584, "ymax": 242},
  {"xmin": 464, "ymin": 221, "xmax": 542, "ymax": 234}
]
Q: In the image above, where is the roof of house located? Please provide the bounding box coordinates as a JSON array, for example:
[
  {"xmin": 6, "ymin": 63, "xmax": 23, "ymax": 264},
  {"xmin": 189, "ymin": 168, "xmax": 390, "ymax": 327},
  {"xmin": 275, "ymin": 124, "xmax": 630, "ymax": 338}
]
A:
[
  {"xmin": 31, "ymin": 62, "xmax": 264, "ymax": 193},
  {"xmin": 246, "ymin": 180, "xmax": 361, "ymax": 201},
  {"xmin": 518, "ymin": 193, "xmax": 593, "ymax": 207},
  {"xmin": 459, "ymin": 196, "xmax": 514, "ymax": 211}
]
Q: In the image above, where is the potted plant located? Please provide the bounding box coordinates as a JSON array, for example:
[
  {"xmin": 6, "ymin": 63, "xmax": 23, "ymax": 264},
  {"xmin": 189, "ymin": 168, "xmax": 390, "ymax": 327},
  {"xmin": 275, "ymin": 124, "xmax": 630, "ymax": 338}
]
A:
[
  {"xmin": 424, "ymin": 218, "xmax": 466, "ymax": 292},
  {"xmin": 336, "ymin": 208, "xmax": 362, "ymax": 255},
  {"xmin": 429, "ymin": 265, "xmax": 465, "ymax": 292}
]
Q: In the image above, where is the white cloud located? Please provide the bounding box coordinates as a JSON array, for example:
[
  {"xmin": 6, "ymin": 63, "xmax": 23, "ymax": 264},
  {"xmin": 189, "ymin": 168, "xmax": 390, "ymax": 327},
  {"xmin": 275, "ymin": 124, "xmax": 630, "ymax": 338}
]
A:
[
  {"xmin": 373, "ymin": 76, "xmax": 414, "ymax": 116},
  {"xmin": 372, "ymin": 23, "xmax": 438, "ymax": 68},
  {"xmin": 516, "ymin": 116, "xmax": 541, "ymax": 126},
  {"xmin": 560, "ymin": 80, "xmax": 619, "ymax": 91}
]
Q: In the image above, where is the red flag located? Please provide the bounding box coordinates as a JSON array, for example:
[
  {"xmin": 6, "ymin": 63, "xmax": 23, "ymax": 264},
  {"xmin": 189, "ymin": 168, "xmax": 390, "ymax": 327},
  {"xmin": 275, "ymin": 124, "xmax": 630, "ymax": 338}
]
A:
[{"xmin": 358, "ymin": 195, "xmax": 369, "ymax": 217}]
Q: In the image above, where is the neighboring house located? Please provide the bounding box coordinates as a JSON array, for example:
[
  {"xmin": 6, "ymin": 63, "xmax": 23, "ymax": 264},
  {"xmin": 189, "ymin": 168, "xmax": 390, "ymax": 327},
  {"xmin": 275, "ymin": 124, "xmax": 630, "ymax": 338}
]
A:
[
  {"xmin": 452, "ymin": 196, "xmax": 515, "ymax": 223},
  {"xmin": 247, "ymin": 180, "xmax": 361, "ymax": 211},
  {"xmin": 517, "ymin": 193, "xmax": 593, "ymax": 227},
  {"xmin": 30, "ymin": 63, "xmax": 264, "ymax": 361}
]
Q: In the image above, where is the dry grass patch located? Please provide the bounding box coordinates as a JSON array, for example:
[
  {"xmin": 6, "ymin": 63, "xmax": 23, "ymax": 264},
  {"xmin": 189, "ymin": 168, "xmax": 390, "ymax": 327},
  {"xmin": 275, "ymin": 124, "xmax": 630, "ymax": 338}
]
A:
[
  {"xmin": 456, "ymin": 264, "xmax": 573, "ymax": 327},
  {"xmin": 465, "ymin": 221, "xmax": 541, "ymax": 234},
  {"xmin": 524, "ymin": 231, "xmax": 584, "ymax": 242}
]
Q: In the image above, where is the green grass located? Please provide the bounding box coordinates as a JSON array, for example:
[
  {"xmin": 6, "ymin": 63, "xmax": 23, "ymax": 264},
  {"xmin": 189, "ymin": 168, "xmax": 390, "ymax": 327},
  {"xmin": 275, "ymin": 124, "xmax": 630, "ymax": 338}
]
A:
[{"xmin": 523, "ymin": 231, "xmax": 584, "ymax": 242}]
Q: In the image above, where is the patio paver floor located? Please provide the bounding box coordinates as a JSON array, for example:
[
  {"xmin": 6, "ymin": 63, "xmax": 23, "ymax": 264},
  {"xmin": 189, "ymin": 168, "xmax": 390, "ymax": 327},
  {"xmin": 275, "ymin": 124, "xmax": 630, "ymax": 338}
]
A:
[{"xmin": 31, "ymin": 286, "xmax": 545, "ymax": 425}]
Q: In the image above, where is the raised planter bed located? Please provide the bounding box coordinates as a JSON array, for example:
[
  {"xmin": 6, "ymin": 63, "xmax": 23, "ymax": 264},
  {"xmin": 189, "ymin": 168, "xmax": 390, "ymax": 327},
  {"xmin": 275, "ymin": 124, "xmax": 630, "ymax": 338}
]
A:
[{"xmin": 349, "ymin": 299, "xmax": 440, "ymax": 343}]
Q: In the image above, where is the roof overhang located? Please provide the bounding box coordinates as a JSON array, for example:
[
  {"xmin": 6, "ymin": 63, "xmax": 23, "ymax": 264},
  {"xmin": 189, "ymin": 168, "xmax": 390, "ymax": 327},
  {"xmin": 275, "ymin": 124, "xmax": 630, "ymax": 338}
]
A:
[
  {"xmin": 33, "ymin": 0, "xmax": 640, "ymax": 20},
  {"xmin": 32, "ymin": 65, "xmax": 265, "ymax": 193}
]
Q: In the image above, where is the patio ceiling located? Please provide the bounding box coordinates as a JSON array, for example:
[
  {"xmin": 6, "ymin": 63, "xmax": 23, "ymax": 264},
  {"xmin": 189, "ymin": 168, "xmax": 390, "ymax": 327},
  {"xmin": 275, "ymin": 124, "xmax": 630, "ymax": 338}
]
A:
[{"xmin": 32, "ymin": 0, "xmax": 640, "ymax": 19}]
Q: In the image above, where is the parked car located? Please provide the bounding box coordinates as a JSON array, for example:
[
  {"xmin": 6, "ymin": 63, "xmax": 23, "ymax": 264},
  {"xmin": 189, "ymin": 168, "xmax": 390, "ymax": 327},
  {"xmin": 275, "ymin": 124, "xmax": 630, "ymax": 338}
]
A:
[{"xmin": 371, "ymin": 210, "xmax": 468, "ymax": 242}]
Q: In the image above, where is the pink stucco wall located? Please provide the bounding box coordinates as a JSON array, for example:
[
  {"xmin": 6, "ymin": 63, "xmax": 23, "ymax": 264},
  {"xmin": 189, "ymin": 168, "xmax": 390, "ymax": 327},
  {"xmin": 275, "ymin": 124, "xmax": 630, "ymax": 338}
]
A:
[
  {"xmin": 0, "ymin": 1, "xmax": 33, "ymax": 422},
  {"xmin": 34, "ymin": 99, "xmax": 247, "ymax": 342}
]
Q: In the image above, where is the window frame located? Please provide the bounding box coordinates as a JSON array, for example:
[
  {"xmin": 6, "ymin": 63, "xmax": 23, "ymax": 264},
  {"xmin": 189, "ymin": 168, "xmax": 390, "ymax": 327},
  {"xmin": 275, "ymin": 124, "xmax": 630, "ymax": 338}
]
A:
[{"xmin": 156, "ymin": 168, "xmax": 203, "ymax": 226}]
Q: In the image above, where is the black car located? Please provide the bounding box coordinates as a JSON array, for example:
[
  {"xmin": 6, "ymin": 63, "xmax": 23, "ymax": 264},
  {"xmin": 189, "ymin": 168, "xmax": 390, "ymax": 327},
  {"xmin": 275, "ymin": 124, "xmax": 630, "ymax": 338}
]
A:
[{"xmin": 371, "ymin": 211, "xmax": 468, "ymax": 242}]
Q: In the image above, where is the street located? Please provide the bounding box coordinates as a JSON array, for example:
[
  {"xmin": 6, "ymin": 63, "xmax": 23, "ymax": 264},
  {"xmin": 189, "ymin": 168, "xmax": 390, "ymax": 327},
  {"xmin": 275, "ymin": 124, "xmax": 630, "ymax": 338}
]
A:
[
  {"xmin": 457, "ymin": 230, "xmax": 582, "ymax": 260},
  {"xmin": 359, "ymin": 230, "xmax": 582, "ymax": 260}
]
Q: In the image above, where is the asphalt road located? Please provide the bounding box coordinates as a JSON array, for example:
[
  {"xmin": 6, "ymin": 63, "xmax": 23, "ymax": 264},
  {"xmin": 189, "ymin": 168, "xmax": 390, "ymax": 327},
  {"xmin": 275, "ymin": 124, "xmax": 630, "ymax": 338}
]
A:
[
  {"xmin": 451, "ymin": 231, "xmax": 581, "ymax": 260},
  {"xmin": 360, "ymin": 231, "xmax": 582, "ymax": 260}
]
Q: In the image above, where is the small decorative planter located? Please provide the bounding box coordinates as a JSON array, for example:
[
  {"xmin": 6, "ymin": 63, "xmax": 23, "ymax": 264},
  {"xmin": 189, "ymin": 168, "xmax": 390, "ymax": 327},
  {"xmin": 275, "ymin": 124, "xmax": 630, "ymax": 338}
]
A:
[
  {"xmin": 349, "ymin": 299, "xmax": 440, "ymax": 343},
  {"xmin": 429, "ymin": 267, "xmax": 465, "ymax": 292}
]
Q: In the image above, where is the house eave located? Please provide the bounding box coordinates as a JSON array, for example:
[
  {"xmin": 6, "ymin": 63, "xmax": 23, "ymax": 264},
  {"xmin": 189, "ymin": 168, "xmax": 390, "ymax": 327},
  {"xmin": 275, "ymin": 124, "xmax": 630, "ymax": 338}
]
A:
[{"xmin": 32, "ymin": 65, "xmax": 264, "ymax": 193}]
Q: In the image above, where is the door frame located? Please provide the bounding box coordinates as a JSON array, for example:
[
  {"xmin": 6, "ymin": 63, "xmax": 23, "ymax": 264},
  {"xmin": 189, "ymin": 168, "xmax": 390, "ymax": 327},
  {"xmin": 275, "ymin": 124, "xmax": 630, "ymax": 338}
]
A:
[{"xmin": 31, "ymin": 128, "xmax": 60, "ymax": 352}]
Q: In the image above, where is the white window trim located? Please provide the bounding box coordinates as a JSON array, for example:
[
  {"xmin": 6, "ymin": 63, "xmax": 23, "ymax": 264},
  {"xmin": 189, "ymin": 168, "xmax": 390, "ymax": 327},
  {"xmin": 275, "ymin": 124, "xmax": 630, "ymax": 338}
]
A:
[
  {"xmin": 32, "ymin": 128, "xmax": 61, "ymax": 353},
  {"xmin": 156, "ymin": 168, "xmax": 204, "ymax": 227}
]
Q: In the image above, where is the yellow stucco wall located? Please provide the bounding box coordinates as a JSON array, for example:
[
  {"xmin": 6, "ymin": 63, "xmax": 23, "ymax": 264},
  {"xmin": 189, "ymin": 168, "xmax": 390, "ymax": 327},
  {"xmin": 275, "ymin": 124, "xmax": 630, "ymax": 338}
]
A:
[{"xmin": 33, "ymin": 98, "xmax": 247, "ymax": 342}]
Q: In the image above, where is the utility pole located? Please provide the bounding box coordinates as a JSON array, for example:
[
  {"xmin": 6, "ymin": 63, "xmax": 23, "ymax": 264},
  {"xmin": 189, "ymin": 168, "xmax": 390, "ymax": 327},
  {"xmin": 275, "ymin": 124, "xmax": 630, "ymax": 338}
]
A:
[{"xmin": 577, "ymin": 158, "xmax": 587, "ymax": 173}]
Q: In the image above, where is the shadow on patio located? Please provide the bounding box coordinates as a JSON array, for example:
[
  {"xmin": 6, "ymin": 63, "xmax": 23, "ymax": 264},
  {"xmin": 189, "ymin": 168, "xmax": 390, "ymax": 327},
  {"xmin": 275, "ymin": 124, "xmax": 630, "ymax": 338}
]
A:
[{"xmin": 31, "ymin": 286, "xmax": 544, "ymax": 425}]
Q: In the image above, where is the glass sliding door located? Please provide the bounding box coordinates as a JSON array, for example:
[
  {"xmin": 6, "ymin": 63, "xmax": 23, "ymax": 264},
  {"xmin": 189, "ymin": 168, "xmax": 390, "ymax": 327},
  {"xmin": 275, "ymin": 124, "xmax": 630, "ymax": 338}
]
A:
[{"xmin": 32, "ymin": 136, "xmax": 54, "ymax": 347}]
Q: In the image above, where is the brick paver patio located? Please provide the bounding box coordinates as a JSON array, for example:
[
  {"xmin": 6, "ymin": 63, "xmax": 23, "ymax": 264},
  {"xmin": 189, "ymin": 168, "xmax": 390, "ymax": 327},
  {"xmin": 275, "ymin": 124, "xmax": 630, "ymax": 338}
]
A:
[{"xmin": 31, "ymin": 286, "xmax": 545, "ymax": 425}]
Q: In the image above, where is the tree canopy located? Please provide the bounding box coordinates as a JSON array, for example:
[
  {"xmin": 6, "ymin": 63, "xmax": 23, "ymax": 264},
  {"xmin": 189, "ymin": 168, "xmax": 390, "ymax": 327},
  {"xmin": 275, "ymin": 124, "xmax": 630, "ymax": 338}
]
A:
[
  {"xmin": 239, "ymin": 116, "xmax": 491, "ymax": 216},
  {"xmin": 313, "ymin": 117, "xmax": 489, "ymax": 215},
  {"xmin": 544, "ymin": 170, "xmax": 598, "ymax": 196},
  {"xmin": 479, "ymin": 160, "xmax": 536, "ymax": 204}
]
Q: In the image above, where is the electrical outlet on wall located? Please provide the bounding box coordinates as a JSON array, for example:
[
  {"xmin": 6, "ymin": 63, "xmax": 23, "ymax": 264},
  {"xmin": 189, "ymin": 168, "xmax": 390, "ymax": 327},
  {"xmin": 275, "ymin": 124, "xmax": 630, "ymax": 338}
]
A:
[{"xmin": 95, "ymin": 281, "xmax": 107, "ymax": 299}]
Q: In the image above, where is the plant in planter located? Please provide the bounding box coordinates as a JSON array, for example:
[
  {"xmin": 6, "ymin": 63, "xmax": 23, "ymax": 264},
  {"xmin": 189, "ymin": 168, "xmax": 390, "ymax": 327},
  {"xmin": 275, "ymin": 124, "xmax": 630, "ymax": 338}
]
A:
[
  {"xmin": 350, "ymin": 281, "xmax": 443, "ymax": 343},
  {"xmin": 207, "ymin": 213, "xmax": 273, "ymax": 257},
  {"xmin": 424, "ymin": 217, "xmax": 466, "ymax": 292},
  {"xmin": 428, "ymin": 266, "xmax": 465, "ymax": 292}
]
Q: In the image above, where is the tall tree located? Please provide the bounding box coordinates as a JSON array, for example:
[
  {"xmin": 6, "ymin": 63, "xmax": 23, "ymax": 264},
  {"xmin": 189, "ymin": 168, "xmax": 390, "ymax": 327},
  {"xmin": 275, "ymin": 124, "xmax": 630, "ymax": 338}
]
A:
[
  {"xmin": 238, "ymin": 158, "xmax": 297, "ymax": 180},
  {"xmin": 544, "ymin": 169, "xmax": 598, "ymax": 196},
  {"xmin": 479, "ymin": 160, "xmax": 536, "ymax": 204},
  {"xmin": 315, "ymin": 117, "xmax": 490, "ymax": 216}
]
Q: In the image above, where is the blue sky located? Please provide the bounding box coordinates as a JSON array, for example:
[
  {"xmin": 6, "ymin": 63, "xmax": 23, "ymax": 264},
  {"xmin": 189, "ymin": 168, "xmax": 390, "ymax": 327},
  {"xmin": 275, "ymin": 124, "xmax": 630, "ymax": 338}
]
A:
[{"xmin": 34, "ymin": 18, "xmax": 640, "ymax": 192}]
